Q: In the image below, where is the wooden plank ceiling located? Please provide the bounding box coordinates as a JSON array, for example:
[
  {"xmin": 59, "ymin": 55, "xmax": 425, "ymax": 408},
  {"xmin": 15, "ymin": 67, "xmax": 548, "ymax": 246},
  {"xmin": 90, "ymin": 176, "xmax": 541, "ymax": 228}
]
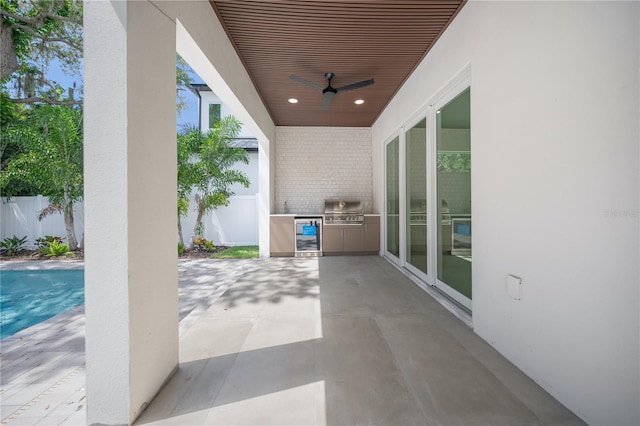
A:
[{"xmin": 210, "ymin": 0, "xmax": 466, "ymax": 127}]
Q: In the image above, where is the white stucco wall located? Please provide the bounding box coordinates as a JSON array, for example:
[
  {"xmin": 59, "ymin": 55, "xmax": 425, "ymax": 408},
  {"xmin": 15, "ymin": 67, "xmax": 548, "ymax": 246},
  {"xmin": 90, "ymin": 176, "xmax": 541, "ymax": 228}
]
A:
[
  {"xmin": 84, "ymin": 3, "xmax": 131, "ymax": 422},
  {"xmin": 372, "ymin": 2, "xmax": 639, "ymax": 425},
  {"xmin": 84, "ymin": 1, "xmax": 179, "ymax": 424},
  {"xmin": 125, "ymin": 4, "xmax": 180, "ymax": 421}
]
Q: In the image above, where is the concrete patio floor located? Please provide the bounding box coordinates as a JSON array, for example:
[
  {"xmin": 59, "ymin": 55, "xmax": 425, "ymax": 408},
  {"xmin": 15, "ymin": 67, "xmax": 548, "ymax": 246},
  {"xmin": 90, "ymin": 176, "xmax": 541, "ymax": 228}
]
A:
[
  {"xmin": 1, "ymin": 256, "xmax": 585, "ymax": 425},
  {"xmin": 137, "ymin": 256, "xmax": 584, "ymax": 425}
]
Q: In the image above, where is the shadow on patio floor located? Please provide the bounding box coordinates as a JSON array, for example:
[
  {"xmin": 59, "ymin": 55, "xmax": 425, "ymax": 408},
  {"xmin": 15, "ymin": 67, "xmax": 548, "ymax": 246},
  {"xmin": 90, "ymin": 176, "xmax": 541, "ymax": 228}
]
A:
[{"xmin": 136, "ymin": 256, "xmax": 585, "ymax": 426}]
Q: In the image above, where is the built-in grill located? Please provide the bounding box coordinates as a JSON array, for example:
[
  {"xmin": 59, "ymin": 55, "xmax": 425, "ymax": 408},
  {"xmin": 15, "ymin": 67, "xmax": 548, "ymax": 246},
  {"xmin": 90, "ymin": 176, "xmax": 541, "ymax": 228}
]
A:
[{"xmin": 323, "ymin": 200, "xmax": 365, "ymax": 225}]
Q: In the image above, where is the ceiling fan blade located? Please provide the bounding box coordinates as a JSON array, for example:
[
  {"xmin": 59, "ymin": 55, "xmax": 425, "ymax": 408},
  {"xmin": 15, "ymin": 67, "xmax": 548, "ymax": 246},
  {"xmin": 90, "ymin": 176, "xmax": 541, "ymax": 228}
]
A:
[
  {"xmin": 321, "ymin": 91, "xmax": 335, "ymax": 110},
  {"xmin": 289, "ymin": 74, "xmax": 323, "ymax": 91},
  {"xmin": 335, "ymin": 78, "xmax": 375, "ymax": 93}
]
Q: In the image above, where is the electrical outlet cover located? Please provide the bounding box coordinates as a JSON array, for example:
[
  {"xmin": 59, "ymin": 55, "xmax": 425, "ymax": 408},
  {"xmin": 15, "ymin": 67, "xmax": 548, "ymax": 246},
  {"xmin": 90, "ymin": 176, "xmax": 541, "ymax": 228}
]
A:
[{"xmin": 507, "ymin": 274, "xmax": 522, "ymax": 300}]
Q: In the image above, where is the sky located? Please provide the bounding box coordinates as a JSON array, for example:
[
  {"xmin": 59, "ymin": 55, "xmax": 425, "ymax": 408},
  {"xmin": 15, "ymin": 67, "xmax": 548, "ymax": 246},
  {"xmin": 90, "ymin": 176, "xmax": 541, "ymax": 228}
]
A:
[{"xmin": 46, "ymin": 58, "xmax": 203, "ymax": 130}]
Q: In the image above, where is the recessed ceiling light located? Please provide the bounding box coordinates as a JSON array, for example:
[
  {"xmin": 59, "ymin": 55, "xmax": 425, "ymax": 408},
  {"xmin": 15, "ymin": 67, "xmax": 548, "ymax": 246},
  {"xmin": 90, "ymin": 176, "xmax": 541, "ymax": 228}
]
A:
[
  {"xmin": 354, "ymin": 99, "xmax": 365, "ymax": 105},
  {"xmin": 288, "ymin": 98, "xmax": 298, "ymax": 104}
]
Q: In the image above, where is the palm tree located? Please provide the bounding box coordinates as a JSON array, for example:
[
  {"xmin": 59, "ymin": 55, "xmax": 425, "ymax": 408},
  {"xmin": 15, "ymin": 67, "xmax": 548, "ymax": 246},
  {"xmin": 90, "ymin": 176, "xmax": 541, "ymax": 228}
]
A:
[
  {"xmin": 0, "ymin": 105, "xmax": 83, "ymax": 249},
  {"xmin": 177, "ymin": 116, "xmax": 250, "ymax": 247}
]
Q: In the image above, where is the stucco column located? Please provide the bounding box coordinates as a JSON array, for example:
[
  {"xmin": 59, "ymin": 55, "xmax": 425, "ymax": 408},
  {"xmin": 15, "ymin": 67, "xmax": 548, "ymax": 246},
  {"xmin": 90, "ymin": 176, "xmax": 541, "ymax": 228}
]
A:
[
  {"xmin": 84, "ymin": 1, "xmax": 178, "ymax": 424},
  {"xmin": 259, "ymin": 136, "xmax": 272, "ymax": 257}
]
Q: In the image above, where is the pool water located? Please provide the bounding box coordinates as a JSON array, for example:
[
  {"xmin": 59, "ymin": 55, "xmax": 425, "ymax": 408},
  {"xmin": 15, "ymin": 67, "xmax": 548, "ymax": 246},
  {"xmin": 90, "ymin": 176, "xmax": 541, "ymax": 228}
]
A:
[{"xmin": 0, "ymin": 270, "xmax": 84, "ymax": 339}]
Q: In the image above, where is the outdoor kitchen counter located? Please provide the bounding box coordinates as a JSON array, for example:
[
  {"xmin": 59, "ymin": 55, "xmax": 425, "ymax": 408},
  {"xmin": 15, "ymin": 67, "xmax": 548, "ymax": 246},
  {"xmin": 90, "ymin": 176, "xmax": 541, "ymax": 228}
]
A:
[
  {"xmin": 269, "ymin": 214, "xmax": 380, "ymax": 257},
  {"xmin": 270, "ymin": 214, "xmax": 324, "ymax": 257},
  {"xmin": 270, "ymin": 214, "xmax": 323, "ymax": 217},
  {"xmin": 269, "ymin": 213, "xmax": 380, "ymax": 216},
  {"xmin": 323, "ymin": 215, "xmax": 380, "ymax": 255},
  {"xmin": 270, "ymin": 215, "xmax": 296, "ymax": 256}
]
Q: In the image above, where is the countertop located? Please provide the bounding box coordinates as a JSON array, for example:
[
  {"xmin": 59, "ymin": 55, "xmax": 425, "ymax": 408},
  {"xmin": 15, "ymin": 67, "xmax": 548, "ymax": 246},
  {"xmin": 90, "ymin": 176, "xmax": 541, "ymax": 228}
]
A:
[{"xmin": 271, "ymin": 213, "xmax": 380, "ymax": 217}]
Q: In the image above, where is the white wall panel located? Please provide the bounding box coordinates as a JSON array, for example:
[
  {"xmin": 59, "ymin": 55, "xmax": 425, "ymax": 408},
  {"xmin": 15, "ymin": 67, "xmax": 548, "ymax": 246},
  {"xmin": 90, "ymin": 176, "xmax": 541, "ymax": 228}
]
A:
[
  {"xmin": 372, "ymin": 2, "xmax": 639, "ymax": 424},
  {"xmin": 0, "ymin": 197, "xmax": 84, "ymax": 248},
  {"xmin": 207, "ymin": 195, "xmax": 258, "ymax": 246},
  {"xmin": 2, "ymin": 194, "xmax": 258, "ymax": 250}
]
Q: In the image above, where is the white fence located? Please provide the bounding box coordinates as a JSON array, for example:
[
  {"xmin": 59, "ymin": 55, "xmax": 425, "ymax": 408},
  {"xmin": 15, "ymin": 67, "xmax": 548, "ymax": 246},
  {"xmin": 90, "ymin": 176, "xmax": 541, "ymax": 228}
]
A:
[
  {"xmin": 0, "ymin": 196, "xmax": 84, "ymax": 248},
  {"xmin": 180, "ymin": 195, "xmax": 259, "ymax": 247},
  {"xmin": 1, "ymin": 195, "xmax": 258, "ymax": 249}
]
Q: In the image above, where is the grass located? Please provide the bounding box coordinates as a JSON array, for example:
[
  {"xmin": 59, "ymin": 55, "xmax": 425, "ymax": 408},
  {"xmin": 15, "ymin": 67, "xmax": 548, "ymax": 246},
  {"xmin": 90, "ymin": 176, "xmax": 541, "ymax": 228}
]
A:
[{"xmin": 210, "ymin": 245, "xmax": 259, "ymax": 259}]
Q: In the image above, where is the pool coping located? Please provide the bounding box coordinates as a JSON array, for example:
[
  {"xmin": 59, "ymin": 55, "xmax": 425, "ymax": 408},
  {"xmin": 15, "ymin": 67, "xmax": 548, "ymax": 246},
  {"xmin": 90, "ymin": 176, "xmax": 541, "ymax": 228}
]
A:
[
  {"xmin": 0, "ymin": 258, "xmax": 261, "ymax": 425},
  {"xmin": 0, "ymin": 260, "xmax": 84, "ymax": 271}
]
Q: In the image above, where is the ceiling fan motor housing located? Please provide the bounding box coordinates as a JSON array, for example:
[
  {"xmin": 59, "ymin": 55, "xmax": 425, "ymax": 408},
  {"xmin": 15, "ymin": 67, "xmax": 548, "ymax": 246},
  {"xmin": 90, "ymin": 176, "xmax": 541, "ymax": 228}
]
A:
[{"xmin": 323, "ymin": 72, "xmax": 337, "ymax": 94}]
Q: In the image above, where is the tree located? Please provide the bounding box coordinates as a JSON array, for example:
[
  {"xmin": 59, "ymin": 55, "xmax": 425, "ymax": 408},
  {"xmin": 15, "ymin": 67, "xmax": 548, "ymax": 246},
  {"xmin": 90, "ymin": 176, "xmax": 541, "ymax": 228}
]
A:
[
  {"xmin": 1, "ymin": 0, "xmax": 83, "ymax": 105},
  {"xmin": 2, "ymin": 3, "xmax": 192, "ymax": 109},
  {"xmin": 0, "ymin": 91, "xmax": 37, "ymax": 195},
  {"xmin": 0, "ymin": 105, "xmax": 83, "ymax": 249},
  {"xmin": 177, "ymin": 116, "xmax": 250, "ymax": 246},
  {"xmin": 176, "ymin": 54, "xmax": 193, "ymax": 116},
  {"xmin": 177, "ymin": 123, "xmax": 199, "ymax": 247}
]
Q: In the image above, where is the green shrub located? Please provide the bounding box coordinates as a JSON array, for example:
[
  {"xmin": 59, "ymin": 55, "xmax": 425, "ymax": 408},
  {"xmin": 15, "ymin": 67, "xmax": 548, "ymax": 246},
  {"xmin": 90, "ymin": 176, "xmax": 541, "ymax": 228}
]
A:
[
  {"xmin": 178, "ymin": 242, "xmax": 185, "ymax": 255},
  {"xmin": 35, "ymin": 235, "xmax": 64, "ymax": 249},
  {"xmin": 193, "ymin": 236, "xmax": 215, "ymax": 252},
  {"xmin": 1, "ymin": 235, "xmax": 27, "ymax": 256},
  {"xmin": 39, "ymin": 240, "xmax": 72, "ymax": 257}
]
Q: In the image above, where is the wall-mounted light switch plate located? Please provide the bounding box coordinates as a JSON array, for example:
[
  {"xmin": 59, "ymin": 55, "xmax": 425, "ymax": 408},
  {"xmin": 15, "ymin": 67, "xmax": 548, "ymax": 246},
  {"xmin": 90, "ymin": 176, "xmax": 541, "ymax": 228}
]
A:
[{"xmin": 507, "ymin": 274, "xmax": 522, "ymax": 300}]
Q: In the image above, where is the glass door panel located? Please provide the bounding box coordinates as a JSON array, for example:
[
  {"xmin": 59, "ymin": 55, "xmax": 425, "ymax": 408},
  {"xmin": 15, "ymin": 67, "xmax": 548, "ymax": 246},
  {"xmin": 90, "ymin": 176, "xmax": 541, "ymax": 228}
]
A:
[
  {"xmin": 406, "ymin": 118, "xmax": 427, "ymax": 274},
  {"xmin": 436, "ymin": 88, "xmax": 471, "ymax": 303},
  {"xmin": 386, "ymin": 136, "xmax": 400, "ymax": 258}
]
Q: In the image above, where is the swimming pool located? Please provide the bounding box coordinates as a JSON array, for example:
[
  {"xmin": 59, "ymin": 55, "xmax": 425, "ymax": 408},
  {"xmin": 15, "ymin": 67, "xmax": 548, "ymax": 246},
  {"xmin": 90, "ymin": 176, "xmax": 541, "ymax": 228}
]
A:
[{"xmin": 0, "ymin": 270, "xmax": 84, "ymax": 339}]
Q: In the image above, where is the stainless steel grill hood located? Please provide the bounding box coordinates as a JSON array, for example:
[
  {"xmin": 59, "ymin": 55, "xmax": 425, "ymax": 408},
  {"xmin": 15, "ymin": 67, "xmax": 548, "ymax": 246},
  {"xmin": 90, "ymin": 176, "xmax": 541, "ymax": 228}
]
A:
[{"xmin": 324, "ymin": 200, "xmax": 364, "ymax": 225}]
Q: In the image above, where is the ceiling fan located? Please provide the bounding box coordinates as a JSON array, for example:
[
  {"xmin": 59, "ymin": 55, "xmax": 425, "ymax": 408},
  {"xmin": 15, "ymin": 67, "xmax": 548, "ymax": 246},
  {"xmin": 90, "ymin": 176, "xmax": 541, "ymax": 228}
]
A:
[{"xmin": 289, "ymin": 72, "xmax": 374, "ymax": 110}]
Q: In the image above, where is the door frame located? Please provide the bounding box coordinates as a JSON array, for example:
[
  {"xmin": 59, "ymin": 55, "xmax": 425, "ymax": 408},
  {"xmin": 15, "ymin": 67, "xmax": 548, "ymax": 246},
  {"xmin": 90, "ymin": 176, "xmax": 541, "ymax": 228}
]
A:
[
  {"xmin": 429, "ymin": 71, "xmax": 472, "ymax": 310},
  {"xmin": 402, "ymin": 109, "xmax": 431, "ymax": 283},
  {"xmin": 383, "ymin": 131, "xmax": 402, "ymax": 267}
]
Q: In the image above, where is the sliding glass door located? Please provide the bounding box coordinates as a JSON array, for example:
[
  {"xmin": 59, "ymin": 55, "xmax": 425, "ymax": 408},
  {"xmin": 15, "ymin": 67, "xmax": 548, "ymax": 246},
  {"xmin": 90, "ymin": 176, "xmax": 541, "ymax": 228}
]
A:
[
  {"xmin": 405, "ymin": 118, "xmax": 427, "ymax": 276},
  {"xmin": 435, "ymin": 87, "xmax": 471, "ymax": 308},
  {"xmin": 385, "ymin": 136, "xmax": 400, "ymax": 260},
  {"xmin": 383, "ymin": 70, "xmax": 470, "ymax": 311}
]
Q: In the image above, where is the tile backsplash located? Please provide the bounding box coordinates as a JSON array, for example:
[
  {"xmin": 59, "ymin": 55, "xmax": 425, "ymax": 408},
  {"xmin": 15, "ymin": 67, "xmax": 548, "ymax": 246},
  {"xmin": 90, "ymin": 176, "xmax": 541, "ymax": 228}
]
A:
[{"xmin": 275, "ymin": 127, "xmax": 372, "ymax": 214}]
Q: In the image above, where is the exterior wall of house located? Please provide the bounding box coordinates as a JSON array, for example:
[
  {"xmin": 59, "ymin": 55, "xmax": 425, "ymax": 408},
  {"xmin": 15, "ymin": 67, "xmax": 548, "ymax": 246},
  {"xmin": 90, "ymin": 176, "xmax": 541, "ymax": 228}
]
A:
[
  {"xmin": 198, "ymin": 91, "xmax": 254, "ymax": 138},
  {"xmin": 371, "ymin": 2, "xmax": 639, "ymax": 425},
  {"xmin": 275, "ymin": 127, "xmax": 373, "ymax": 214}
]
